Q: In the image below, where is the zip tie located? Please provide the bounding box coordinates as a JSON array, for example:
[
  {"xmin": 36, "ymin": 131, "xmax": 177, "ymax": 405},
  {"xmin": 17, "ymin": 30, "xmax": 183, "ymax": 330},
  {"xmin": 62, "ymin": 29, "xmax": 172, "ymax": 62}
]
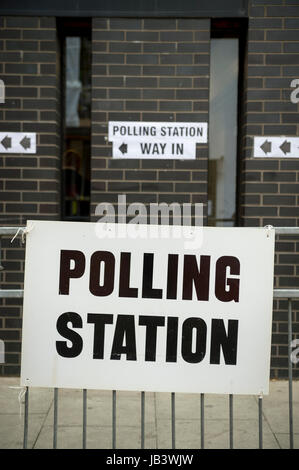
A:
[
  {"xmin": 10, "ymin": 223, "xmax": 34, "ymax": 244},
  {"xmin": 7, "ymin": 386, "xmax": 27, "ymax": 421},
  {"xmin": 264, "ymin": 224, "xmax": 273, "ymax": 238},
  {"xmin": 18, "ymin": 387, "xmax": 27, "ymax": 421}
]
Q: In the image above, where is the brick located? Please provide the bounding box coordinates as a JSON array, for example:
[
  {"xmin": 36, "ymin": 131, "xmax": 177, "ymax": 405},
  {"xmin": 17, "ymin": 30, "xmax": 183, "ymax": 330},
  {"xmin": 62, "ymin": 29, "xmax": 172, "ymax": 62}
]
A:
[
  {"xmin": 110, "ymin": 18, "xmax": 142, "ymax": 30},
  {"xmin": 93, "ymin": 100, "xmax": 123, "ymax": 111},
  {"xmin": 265, "ymin": 77, "xmax": 294, "ymax": 88},
  {"xmin": 161, "ymin": 54, "xmax": 193, "ymax": 65},
  {"xmin": 249, "ymin": 41, "xmax": 281, "ymax": 54},
  {"xmin": 176, "ymin": 65, "xmax": 209, "ymax": 76},
  {"xmin": 264, "ymin": 125, "xmax": 297, "ymax": 134},
  {"xmin": 160, "ymin": 101, "xmax": 191, "ymax": 111},
  {"xmin": 178, "ymin": 19, "xmax": 209, "ymax": 30},
  {"xmin": 267, "ymin": 30, "xmax": 299, "ymax": 41},
  {"xmin": 5, "ymin": 63, "xmax": 37, "ymax": 74},
  {"xmin": 23, "ymin": 29, "xmax": 56, "ymax": 40},
  {"xmin": 110, "ymin": 42, "xmax": 141, "ymax": 53},
  {"xmin": 143, "ymin": 89, "xmax": 174, "ymax": 99},
  {"xmin": 243, "ymin": 183, "xmax": 278, "ymax": 193},
  {"xmin": 128, "ymin": 54, "xmax": 160, "ymax": 65},
  {"xmin": 126, "ymin": 77, "xmax": 158, "ymax": 88},
  {"xmin": 249, "ymin": 18, "xmax": 282, "ymax": 28},
  {"xmin": 282, "ymin": 113, "xmax": 299, "ymax": 123},
  {"xmin": 284, "ymin": 43, "xmax": 299, "ymax": 53},
  {"xmin": 6, "ymin": 16, "xmax": 39, "ymax": 28},
  {"xmin": 285, "ymin": 18, "xmax": 299, "ymax": 29},
  {"xmin": 143, "ymin": 66, "xmax": 175, "ymax": 76},
  {"xmin": 160, "ymin": 31, "xmax": 193, "ymax": 42},
  {"xmin": 126, "ymin": 31, "xmax": 158, "ymax": 42},
  {"xmin": 6, "ymin": 87, "xmax": 37, "ymax": 98},
  {"xmin": 126, "ymin": 101, "xmax": 157, "ymax": 111},
  {"xmin": 263, "ymin": 195, "xmax": 296, "ymax": 205},
  {"xmin": 247, "ymin": 66, "xmax": 281, "ymax": 77},
  {"xmin": 125, "ymin": 170, "xmax": 156, "ymax": 180},
  {"xmin": 247, "ymin": 113, "xmax": 280, "ymax": 123},
  {"xmin": 109, "ymin": 89, "xmax": 140, "ymax": 99},
  {"xmin": 244, "ymin": 206, "xmax": 278, "ymax": 216},
  {"xmin": 160, "ymin": 77, "xmax": 192, "ymax": 88},
  {"xmin": 5, "ymin": 110, "xmax": 37, "ymax": 121},
  {"xmin": 144, "ymin": 43, "xmax": 176, "ymax": 53},
  {"xmin": 94, "ymin": 53, "xmax": 124, "ymax": 64},
  {"xmin": 267, "ymin": 6, "xmax": 299, "ymax": 16},
  {"xmin": 142, "ymin": 182, "xmax": 173, "ymax": 192},
  {"xmin": 266, "ymin": 54, "xmax": 299, "ymax": 65},
  {"xmin": 144, "ymin": 18, "xmax": 177, "ymax": 29},
  {"xmin": 23, "ymin": 52, "xmax": 56, "ymax": 63},
  {"xmin": 281, "ymin": 184, "xmax": 299, "ymax": 193},
  {"xmin": 0, "ymin": 29, "xmax": 21, "ymax": 39},
  {"xmin": 109, "ymin": 65, "xmax": 141, "ymax": 75}
]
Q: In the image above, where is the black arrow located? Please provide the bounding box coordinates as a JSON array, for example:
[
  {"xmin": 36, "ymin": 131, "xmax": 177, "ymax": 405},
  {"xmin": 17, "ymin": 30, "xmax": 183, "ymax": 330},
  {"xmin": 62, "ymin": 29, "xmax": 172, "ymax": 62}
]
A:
[
  {"xmin": 119, "ymin": 143, "xmax": 127, "ymax": 154},
  {"xmin": 279, "ymin": 140, "xmax": 291, "ymax": 155},
  {"xmin": 20, "ymin": 136, "xmax": 31, "ymax": 150},
  {"xmin": 260, "ymin": 139, "xmax": 272, "ymax": 154},
  {"xmin": 1, "ymin": 135, "xmax": 12, "ymax": 150}
]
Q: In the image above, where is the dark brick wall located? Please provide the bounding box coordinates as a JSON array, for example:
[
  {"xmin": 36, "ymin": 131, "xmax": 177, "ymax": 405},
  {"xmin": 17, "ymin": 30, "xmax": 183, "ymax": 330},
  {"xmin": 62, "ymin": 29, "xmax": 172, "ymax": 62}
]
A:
[
  {"xmin": 0, "ymin": 3, "xmax": 298, "ymax": 379},
  {"xmin": 0, "ymin": 16, "xmax": 61, "ymax": 375},
  {"xmin": 243, "ymin": 0, "xmax": 299, "ymax": 378},
  {"xmin": 91, "ymin": 18, "xmax": 210, "ymax": 220}
]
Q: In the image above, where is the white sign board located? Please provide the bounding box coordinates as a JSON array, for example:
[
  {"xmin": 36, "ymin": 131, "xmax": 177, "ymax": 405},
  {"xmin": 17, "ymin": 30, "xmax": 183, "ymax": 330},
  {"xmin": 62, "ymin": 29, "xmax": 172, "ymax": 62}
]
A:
[
  {"xmin": 21, "ymin": 221, "xmax": 274, "ymax": 395},
  {"xmin": 108, "ymin": 121, "xmax": 208, "ymax": 159},
  {"xmin": 254, "ymin": 136, "xmax": 299, "ymax": 158},
  {"xmin": 0, "ymin": 132, "xmax": 36, "ymax": 154}
]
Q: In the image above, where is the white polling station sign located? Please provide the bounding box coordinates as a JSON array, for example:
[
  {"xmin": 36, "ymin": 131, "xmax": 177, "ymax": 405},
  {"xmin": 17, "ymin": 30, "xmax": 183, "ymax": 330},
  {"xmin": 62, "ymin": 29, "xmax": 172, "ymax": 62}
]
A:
[
  {"xmin": 20, "ymin": 221, "xmax": 274, "ymax": 395},
  {"xmin": 108, "ymin": 121, "xmax": 208, "ymax": 159}
]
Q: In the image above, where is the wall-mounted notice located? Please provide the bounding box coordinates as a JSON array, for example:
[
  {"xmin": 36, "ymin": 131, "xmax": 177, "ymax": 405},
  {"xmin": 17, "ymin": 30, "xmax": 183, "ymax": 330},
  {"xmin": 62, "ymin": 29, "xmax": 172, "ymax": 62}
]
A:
[
  {"xmin": 108, "ymin": 121, "xmax": 208, "ymax": 159},
  {"xmin": 0, "ymin": 132, "xmax": 36, "ymax": 154},
  {"xmin": 254, "ymin": 136, "xmax": 299, "ymax": 158},
  {"xmin": 20, "ymin": 221, "xmax": 274, "ymax": 395}
]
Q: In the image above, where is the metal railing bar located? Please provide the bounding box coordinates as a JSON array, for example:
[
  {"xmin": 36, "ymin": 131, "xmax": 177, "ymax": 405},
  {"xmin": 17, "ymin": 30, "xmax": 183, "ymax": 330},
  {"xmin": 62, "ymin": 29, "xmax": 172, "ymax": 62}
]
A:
[
  {"xmin": 1, "ymin": 288, "xmax": 297, "ymax": 300},
  {"xmin": 258, "ymin": 396, "xmax": 263, "ymax": 449},
  {"xmin": 112, "ymin": 390, "xmax": 116, "ymax": 449},
  {"xmin": 0, "ymin": 289, "xmax": 23, "ymax": 298},
  {"xmin": 141, "ymin": 391, "xmax": 145, "ymax": 449},
  {"xmin": 23, "ymin": 386, "xmax": 29, "ymax": 449},
  {"xmin": 229, "ymin": 394, "xmax": 233, "ymax": 449},
  {"xmin": 171, "ymin": 392, "xmax": 175, "ymax": 449},
  {"xmin": 0, "ymin": 227, "xmax": 25, "ymax": 236},
  {"xmin": 288, "ymin": 298, "xmax": 294, "ymax": 450},
  {"xmin": 200, "ymin": 393, "xmax": 204, "ymax": 449},
  {"xmin": 53, "ymin": 388, "xmax": 58, "ymax": 449},
  {"xmin": 273, "ymin": 289, "xmax": 299, "ymax": 298},
  {"xmin": 83, "ymin": 389, "xmax": 87, "ymax": 449},
  {"xmin": 274, "ymin": 227, "xmax": 299, "ymax": 235}
]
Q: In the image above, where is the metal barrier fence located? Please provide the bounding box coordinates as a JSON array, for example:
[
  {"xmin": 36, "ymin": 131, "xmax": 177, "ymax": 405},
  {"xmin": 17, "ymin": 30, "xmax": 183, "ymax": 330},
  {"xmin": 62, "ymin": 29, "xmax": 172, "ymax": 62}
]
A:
[{"xmin": 0, "ymin": 226, "xmax": 298, "ymax": 449}]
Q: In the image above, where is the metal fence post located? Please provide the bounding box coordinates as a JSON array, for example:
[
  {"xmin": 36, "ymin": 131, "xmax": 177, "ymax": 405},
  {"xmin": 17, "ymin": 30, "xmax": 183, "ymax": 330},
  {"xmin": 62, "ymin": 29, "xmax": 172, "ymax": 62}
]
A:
[
  {"xmin": 141, "ymin": 391, "xmax": 145, "ymax": 449},
  {"xmin": 83, "ymin": 389, "xmax": 87, "ymax": 449},
  {"xmin": 200, "ymin": 393, "xmax": 204, "ymax": 449},
  {"xmin": 258, "ymin": 396, "xmax": 263, "ymax": 449},
  {"xmin": 288, "ymin": 298, "xmax": 294, "ymax": 449},
  {"xmin": 23, "ymin": 387, "xmax": 29, "ymax": 449},
  {"xmin": 171, "ymin": 392, "xmax": 175, "ymax": 449},
  {"xmin": 112, "ymin": 390, "xmax": 116, "ymax": 449},
  {"xmin": 229, "ymin": 394, "xmax": 233, "ymax": 449},
  {"xmin": 53, "ymin": 388, "xmax": 58, "ymax": 449}
]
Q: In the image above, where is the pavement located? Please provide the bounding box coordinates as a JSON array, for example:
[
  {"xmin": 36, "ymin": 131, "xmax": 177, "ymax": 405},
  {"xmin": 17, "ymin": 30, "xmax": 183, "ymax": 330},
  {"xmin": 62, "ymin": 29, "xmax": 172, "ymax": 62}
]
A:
[{"xmin": 0, "ymin": 377, "xmax": 298, "ymax": 449}]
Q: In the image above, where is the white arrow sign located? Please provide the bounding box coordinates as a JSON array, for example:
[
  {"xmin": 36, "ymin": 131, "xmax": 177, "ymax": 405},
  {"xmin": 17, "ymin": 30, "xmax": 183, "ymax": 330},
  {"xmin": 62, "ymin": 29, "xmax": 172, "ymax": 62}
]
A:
[
  {"xmin": 254, "ymin": 136, "xmax": 299, "ymax": 158},
  {"xmin": 109, "ymin": 121, "xmax": 208, "ymax": 159},
  {"xmin": 0, "ymin": 132, "xmax": 36, "ymax": 154}
]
